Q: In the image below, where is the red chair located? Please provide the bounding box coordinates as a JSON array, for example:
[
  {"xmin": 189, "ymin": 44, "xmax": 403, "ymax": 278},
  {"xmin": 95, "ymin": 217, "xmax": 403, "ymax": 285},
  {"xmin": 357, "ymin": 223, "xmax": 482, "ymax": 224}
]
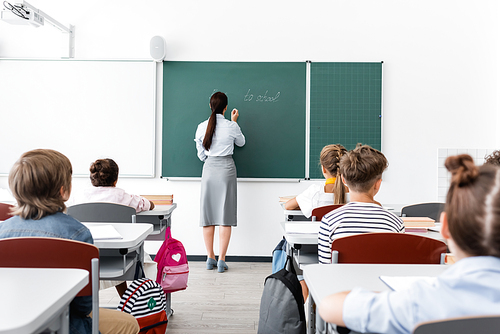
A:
[
  {"xmin": 0, "ymin": 237, "xmax": 100, "ymax": 334},
  {"xmin": 331, "ymin": 233, "xmax": 447, "ymax": 264},
  {"xmin": 311, "ymin": 204, "xmax": 344, "ymax": 221},
  {"xmin": 0, "ymin": 202, "xmax": 14, "ymax": 221}
]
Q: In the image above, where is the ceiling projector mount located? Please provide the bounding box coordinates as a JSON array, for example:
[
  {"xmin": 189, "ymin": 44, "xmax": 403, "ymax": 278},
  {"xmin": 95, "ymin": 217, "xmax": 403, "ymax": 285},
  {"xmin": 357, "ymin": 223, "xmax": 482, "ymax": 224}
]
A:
[{"xmin": 1, "ymin": 1, "xmax": 75, "ymax": 58}]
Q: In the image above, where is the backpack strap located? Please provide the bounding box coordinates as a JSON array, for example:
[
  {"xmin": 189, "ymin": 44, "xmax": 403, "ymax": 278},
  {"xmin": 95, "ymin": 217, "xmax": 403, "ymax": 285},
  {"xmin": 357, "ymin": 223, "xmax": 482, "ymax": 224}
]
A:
[
  {"xmin": 139, "ymin": 320, "xmax": 169, "ymax": 332},
  {"xmin": 166, "ymin": 226, "xmax": 172, "ymax": 239},
  {"xmin": 134, "ymin": 260, "xmax": 145, "ymax": 280},
  {"xmin": 284, "ymin": 254, "xmax": 297, "ymax": 275},
  {"xmin": 121, "ymin": 279, "xmax": 152, "ymax": 312}
]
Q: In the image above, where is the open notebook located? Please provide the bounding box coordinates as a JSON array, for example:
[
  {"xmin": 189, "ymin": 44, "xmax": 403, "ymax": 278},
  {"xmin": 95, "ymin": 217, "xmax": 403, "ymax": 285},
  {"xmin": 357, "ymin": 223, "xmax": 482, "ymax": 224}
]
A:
[
  {"xmin": 86, "ymin": 224, "xmax": 123, "ymax": 240},
  {"xmin": 379, "ymin": 276, "xmax": 437, "ymax": 291}
]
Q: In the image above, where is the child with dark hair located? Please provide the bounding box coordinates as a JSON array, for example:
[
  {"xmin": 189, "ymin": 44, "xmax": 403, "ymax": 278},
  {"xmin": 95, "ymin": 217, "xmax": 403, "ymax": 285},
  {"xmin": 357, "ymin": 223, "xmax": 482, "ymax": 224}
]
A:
[
  {"xmin": 319, "ymin": 154, "xmax": 500, "ymax": 333},
  {"xmin": 318, "ymin": 145, "xmax": 404, "ymax": 264},
  {"xmin": 84, "ymin": 158, "xmax": 154, "ymax": 212},
  {"xmin": 76, "ymin": 158, "xmax": 155, "ymax": 296}
]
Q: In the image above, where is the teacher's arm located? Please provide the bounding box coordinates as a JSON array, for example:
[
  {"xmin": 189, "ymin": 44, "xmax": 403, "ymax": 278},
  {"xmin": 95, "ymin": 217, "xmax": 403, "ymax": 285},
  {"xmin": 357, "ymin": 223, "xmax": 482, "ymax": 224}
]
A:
[
  {"xmin": 231, "ymin": 109, "xmax": 246, "ymax": 147},
  {"xmin": 194, "ymin": 127, "xmax": 208, "ymax": 162}
]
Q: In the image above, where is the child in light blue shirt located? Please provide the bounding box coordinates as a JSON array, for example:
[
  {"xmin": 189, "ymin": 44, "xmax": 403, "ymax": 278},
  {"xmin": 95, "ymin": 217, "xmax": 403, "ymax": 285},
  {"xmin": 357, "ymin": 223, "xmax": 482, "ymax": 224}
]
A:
[{"xmin": 318, "ymin": 154, "xmax": 500, "ymax": 334}]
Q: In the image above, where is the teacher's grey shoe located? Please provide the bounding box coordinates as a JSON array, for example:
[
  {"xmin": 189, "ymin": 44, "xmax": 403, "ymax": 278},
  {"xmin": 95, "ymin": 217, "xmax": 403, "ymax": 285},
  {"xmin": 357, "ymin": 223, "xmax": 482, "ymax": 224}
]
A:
[
  {"xmin": 206, "ymin": 257, "xmax": 217, "ymax": 270},
  {"xmin": 217, "ymin": 260, "xmax": 228, "ymax": 273}
]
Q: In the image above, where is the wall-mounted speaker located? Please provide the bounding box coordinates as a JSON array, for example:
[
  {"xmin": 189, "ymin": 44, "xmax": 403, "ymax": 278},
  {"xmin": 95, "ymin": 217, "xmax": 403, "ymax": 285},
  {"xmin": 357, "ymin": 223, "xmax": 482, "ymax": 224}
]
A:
[{"xmin": 150, "ymin": 36, "xmax": 166, "ymax": 62}]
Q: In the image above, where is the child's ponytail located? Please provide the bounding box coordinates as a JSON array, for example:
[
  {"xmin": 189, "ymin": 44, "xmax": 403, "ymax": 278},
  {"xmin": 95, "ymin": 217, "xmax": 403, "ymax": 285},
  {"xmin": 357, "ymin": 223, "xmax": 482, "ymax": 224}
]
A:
[{"xmin": 320, "ymin": 144, "xmax": 348, "ymax": 205}]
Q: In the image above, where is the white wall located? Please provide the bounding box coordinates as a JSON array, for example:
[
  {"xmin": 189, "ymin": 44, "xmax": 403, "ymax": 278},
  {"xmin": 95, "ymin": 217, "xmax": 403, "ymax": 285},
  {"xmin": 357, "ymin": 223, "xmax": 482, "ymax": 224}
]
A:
[{"xmin": 0, "ymin": 0, "xmax": 498, "ymax": 256}]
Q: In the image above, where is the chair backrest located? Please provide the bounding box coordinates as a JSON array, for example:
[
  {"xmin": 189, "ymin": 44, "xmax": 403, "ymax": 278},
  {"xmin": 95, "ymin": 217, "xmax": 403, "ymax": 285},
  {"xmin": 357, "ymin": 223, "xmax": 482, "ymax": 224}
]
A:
[
  {"xmin": 331, "ymin": 233, "xmax": 447, "ymax": 264},
  {"xmin": 0, "ymin": 202, "xmax": 14, "ymax": 221},
  {"xmin": 68, "ymin": 202, "xmax": 137, "ymax": 223},
  {"xmin": 311, "ymin": 204, "xmax": 344, "ymax": 221},
  {"xmin": 401, "ymin": 203, "xmax": 445, "ymax": 221},
  {"xmin": 413, "ymin": 315, "xmax": 500, "ymax": 334},
  {"xmin": 0, "ymin": 237, "xmax": 100, "ymax": 334},
  {"xmin": 0, "ymin": 237, "xmax": 99, "ymax": 295}
]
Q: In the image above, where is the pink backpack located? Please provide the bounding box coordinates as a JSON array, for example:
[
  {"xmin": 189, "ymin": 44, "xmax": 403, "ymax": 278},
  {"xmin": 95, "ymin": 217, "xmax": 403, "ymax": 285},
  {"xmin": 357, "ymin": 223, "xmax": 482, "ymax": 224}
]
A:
[{"xmin": 155, "ymin": 227, "xmax": 189, "ymax": 293}]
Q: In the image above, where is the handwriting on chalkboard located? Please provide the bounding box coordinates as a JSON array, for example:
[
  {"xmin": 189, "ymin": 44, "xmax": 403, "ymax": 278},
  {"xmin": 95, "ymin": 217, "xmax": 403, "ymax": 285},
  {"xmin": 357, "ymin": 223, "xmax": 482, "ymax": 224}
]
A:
[{"xmin": 244, "ymin": 89, "xmax": 280, "ymax": 102}]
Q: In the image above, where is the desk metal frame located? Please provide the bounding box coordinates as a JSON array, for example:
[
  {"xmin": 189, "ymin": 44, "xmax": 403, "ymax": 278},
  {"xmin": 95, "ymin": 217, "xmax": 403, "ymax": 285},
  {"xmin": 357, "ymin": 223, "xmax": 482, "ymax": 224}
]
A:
[{"xmin": 137, "ymin": 204, "xmax": 177, "ymax": 240}]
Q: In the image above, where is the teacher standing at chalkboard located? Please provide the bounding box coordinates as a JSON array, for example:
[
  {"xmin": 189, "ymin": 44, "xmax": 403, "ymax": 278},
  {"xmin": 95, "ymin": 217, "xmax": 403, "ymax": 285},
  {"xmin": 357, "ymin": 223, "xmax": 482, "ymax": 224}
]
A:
[{"xmin": 194, "ymin": 92, "xmax": 246, "ymax": 273}]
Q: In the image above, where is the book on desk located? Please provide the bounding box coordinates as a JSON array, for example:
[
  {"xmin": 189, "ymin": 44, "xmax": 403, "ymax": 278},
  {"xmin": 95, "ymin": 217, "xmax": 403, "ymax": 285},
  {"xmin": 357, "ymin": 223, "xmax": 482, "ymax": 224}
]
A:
[
  {"xmin": 141, "ymin": 195, "xmax": 173, "ymax": 205},
  {"xmin": 402, "ymin": 217, "xmax": 435, "ymax": 233}
]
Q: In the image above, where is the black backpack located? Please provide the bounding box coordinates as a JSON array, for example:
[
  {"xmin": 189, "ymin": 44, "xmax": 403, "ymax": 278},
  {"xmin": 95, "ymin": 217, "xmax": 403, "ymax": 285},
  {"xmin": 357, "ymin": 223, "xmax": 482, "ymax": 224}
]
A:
[{"xmin": 258, "ymin": 255, "xmax": 306, "ymax": 334}]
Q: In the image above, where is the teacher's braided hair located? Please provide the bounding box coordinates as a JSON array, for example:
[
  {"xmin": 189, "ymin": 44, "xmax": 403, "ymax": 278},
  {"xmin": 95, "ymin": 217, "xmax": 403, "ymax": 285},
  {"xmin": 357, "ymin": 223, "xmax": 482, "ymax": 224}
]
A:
[
  {"xmin": 445, "ymin": 154, "xmax": 500, "ymax": 258},
  {"xmin": 320, "ymin": 144, "xmax": 347, "ymax": 204},
  {"xmin": 203, "ymin": 92, "xmax": 228, "ymax": 151}
]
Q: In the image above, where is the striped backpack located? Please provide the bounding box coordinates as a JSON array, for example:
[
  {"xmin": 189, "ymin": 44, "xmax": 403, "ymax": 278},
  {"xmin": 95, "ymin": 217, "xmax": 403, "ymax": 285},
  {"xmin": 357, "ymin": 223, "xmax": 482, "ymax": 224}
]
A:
[{"xmin": 118, "ymin": 278, "xmax": 168, "ymax": 333}]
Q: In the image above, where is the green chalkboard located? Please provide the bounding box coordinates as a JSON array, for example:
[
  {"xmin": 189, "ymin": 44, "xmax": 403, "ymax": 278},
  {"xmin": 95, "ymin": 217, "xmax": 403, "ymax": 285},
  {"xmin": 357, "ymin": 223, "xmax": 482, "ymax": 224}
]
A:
[
  {"xmin": 309, "ymin": 62, "xmax": 383, "ymax": 179},
  {"xmin": 162, "ymin": 61, "xmax": 307, "ymax": 178}
]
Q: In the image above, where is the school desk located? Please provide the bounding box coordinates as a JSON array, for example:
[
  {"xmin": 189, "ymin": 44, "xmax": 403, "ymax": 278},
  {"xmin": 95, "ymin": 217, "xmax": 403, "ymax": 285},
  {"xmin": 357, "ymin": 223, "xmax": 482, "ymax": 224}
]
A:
[
  {"xmin": 303, "ymin": 264, "xmax": 448, "ymax": 334},
  {"xmin": 280, "ymin": 221, "xmax": 446, "ymax": 269},
  {"xmin": 83, "ymin": 222, "xmax": 153, "ymax": 280},
  {"xmin": 281, "ymin": 203, "xmax": 404, "ymax": 222},
  {"xmin": 83, "ymin": 222, "xmax": 176, "ymax": 318},
  {"xmin": 0, "ymin": 267, "xmax": 88, "ymax": 334},
  {"xmin": 137, "ymin": 203, "xmax": 177, "ymax": 240}
]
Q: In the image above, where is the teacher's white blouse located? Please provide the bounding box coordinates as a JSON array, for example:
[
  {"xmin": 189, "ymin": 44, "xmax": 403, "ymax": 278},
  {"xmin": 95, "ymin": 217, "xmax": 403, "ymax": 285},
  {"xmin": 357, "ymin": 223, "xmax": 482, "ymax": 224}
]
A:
[{"xmin": 194, "ymin": 114, "xmax": 245, "ymax": 162}]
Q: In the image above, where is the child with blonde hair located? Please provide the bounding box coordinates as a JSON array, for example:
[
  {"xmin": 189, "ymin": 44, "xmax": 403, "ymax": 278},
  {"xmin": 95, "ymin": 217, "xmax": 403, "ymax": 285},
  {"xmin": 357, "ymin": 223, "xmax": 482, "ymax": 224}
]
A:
[{"xmin": 285, "ymin": 144, "xmax": 348, "ymax": 218}]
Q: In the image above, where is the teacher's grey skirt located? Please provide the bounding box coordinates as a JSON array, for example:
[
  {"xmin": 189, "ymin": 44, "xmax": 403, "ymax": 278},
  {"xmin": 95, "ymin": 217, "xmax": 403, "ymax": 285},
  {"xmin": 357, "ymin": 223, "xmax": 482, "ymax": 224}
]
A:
[{"xmin": 200, "ymin": 155, "xmax": 237, "ymax": 227}]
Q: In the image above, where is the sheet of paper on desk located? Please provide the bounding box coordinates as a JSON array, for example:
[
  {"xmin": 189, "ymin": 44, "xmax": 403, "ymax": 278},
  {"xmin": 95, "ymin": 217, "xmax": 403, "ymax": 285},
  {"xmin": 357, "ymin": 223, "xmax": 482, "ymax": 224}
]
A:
[
  {"xmin": 379, "ymin": 276, "xmax": 437, "ymax": 291},
  {"xmin": 285, "ymin": 222, "xmax": 319, "ymax": 234},
  {"xmin": 87, "ymin": 224, "xmax": 123, "ymax": 240}
]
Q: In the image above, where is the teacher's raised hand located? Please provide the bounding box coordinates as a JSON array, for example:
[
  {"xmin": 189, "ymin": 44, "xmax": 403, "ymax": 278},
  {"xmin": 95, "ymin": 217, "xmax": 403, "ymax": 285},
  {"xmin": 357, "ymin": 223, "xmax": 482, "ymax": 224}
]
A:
[{"xmin": 231, "ymin": 108, "xmax": 239, "ymax": 122}]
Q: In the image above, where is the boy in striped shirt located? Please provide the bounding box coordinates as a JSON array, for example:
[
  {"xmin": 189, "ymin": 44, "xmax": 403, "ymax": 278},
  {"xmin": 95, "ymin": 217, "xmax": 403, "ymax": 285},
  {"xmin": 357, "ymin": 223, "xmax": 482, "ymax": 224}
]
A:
[{"xmin": 318, "ymin": 145, "xmax": 404, "ymax": 264}]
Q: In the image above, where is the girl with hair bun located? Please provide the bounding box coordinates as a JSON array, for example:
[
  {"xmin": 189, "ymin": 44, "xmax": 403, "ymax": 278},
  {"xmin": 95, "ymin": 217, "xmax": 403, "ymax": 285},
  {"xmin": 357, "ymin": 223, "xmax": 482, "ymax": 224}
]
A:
[{"xmin": 318, "ymin": 154, "xmax": 500, "ymax": 334}]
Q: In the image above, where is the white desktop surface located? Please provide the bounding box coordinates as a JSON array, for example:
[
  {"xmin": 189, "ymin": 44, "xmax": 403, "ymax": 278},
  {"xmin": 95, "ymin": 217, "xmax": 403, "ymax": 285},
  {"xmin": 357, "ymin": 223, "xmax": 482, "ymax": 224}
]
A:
[
  {"xmin": 0, "ymin": 268, "xmax": 88, "ymax": 334},
  {"xmin": 137, "ymin": 204, "xmax": 177, "ymax": 216},
  {"xmin": 83, "ymin": 222, "xmax": 153, "ymax": 249},
  {"xmin": 280, "ymin": 221, "xmax": 445, "ymax": 245},
  {"xmin": 304, "ymin": 263, "xmax": 448, "ymax": 307}
]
